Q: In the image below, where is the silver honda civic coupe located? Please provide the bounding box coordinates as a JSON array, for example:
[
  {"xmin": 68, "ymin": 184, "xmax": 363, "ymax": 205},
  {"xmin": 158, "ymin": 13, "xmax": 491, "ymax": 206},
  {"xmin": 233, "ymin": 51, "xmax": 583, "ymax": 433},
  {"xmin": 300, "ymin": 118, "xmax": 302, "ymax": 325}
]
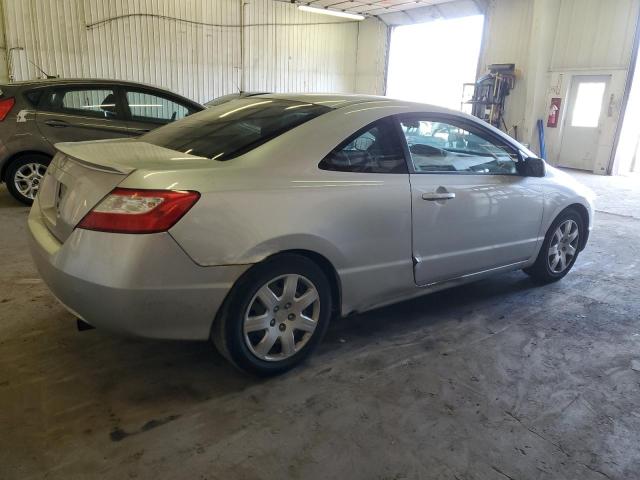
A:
[{"xmin": 28, "ymin": 94, "xmax": 594, "ymax": 375}]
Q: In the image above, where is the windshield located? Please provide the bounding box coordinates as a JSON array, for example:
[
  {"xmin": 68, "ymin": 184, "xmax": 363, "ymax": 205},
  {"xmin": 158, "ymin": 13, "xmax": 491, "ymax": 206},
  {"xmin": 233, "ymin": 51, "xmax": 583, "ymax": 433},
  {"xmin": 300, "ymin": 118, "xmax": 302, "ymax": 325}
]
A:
[{"xmin": 141, "ymin": 98, "xmax": 330, "ymax": 160}]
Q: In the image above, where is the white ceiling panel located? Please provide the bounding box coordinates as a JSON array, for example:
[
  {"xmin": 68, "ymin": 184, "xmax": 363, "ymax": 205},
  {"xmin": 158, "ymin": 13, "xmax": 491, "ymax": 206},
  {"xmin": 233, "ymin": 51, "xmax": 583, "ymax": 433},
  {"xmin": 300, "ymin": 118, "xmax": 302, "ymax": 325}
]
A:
[{"xmin": 284, "ymin": 0, "xmax": 463, "ymax": 17}]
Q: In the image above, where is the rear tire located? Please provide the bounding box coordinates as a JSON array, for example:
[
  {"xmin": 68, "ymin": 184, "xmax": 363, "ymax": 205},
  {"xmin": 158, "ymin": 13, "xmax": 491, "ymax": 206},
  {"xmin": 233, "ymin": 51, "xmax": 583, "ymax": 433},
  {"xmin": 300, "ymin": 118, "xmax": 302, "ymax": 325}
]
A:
[
  {"xmin": 6, "ymin": 154, "xmax": 51, "ymax": 205},
  {"xmin": 524, "ymin": 208, "xmax": 584, "ymax": 283},
  {"xmin": 212, "ymin": 254, "xmax": 332, "ymax": 376}
]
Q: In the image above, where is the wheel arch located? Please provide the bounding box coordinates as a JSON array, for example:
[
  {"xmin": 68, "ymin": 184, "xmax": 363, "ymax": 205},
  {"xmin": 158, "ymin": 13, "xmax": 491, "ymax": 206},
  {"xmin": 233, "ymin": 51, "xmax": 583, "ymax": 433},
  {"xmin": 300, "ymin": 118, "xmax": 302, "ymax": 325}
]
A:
[
  {"xmin": 564, "ymin": 203, "xmax": 590, "ymax": 251},
  {"xmin": 211, "ymin": 249, "xmax": 343, "ymax": 337},
  {"xmin": 283, "ymin": 249, "xmax": 342, "ymax": 317},
  {"xmin": 1, "ymin": 150, "xmax": 53, "ymax": 182}
]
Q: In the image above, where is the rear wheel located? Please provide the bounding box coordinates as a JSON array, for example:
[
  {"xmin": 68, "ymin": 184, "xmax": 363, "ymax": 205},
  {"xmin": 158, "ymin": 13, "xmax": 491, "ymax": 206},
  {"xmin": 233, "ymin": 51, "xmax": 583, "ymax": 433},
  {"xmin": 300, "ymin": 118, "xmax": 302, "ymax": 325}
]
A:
[
  {"xmin": 524, "ymin": 208, "xmax": 584, "ymax": 283},
  {"xmin": 212, "ymin": 254, "xmax": 332, "ymax": 376},
  {"xmin": 6, "ymin": 154, "xmax": 51, "ymax": 205}
]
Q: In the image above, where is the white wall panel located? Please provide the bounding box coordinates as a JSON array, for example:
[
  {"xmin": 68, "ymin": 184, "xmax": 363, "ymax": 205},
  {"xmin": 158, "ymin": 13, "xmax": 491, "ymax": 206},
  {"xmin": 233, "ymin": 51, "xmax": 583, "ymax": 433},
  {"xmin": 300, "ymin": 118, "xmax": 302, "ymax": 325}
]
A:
[
  {"xmin": 0, "ymin": 0, "xmax": 8, "ymax": 82},
  {"xmin": 0, "ymin": 0, "xmax": 359, "ymax": 102},
  {"xmin": 243, "ymin": 0, "xmax": 358, "ymax": 93},
  {"xmin": 551, "ymin": 0, "xmax": 639, "ymax": 71},
  {"xmin": 355, "ymin": 18, "xmax": 388, "ymax": 95}
]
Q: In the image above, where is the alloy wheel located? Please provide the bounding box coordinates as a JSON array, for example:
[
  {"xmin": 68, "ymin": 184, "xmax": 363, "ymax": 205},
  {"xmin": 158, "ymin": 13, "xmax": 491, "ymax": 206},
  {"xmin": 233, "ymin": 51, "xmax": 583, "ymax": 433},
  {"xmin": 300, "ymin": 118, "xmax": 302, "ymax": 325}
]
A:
[
  {"xmin": 14, "ymin": 162, "xmax": 47, "ymax": 200},
  {"xmin": 548, "ymin": 219, "xmax": 579, "ymax": 273},
  {"xmin": 243, "ymin": 274, "xmax": 320, "ymax": 362}
]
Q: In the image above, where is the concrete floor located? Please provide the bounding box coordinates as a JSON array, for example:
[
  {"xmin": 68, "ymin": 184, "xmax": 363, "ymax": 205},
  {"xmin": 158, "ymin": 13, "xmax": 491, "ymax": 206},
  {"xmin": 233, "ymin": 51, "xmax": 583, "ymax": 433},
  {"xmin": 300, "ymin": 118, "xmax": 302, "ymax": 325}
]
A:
[{"xmin": 1, "ymin": 172, "xmax": 639, "ymax": 480}]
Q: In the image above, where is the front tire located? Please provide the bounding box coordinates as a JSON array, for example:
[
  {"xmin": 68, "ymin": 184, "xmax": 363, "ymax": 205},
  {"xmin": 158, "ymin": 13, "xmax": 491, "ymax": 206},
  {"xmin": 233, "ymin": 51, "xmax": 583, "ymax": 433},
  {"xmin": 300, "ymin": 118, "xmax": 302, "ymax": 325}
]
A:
[
  {"xmin": 524, "ymin": 208, "xmax": 584, "ymax": 283},
  {"xmin": 6, "ymin": 154, "xmax": 51, "ymax": 205},
  {"xmin": 212, "ymin": 254, "xmax": 332, "ymax": 376}
]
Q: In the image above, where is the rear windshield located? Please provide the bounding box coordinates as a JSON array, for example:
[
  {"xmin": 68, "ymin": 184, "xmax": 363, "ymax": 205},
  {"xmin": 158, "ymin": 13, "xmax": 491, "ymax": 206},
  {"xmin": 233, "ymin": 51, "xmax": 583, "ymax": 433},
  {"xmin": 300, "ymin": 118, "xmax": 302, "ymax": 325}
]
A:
[{"xmin": 141, "ymin": 99, "xmax": 330, "ymax": 160}]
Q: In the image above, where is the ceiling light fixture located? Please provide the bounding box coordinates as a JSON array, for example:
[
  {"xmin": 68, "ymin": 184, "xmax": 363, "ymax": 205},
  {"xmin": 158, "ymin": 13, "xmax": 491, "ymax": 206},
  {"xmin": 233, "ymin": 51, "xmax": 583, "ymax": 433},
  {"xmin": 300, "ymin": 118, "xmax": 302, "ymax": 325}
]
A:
[{"xmin": 298, "ymin": 5, "xmax": 365, "ymax": 21}]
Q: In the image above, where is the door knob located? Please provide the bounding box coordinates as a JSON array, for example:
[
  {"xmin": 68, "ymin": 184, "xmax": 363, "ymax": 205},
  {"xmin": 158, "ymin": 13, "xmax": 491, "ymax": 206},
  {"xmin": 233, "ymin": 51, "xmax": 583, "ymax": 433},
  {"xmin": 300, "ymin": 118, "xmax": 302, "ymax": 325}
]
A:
[
  {"xmin": 44, "ymin": 119, "xmax": 69, "ymax": 128},
  {"xmin": 422, "ymin": 192, "xmax": 455, "ymax": 201}
]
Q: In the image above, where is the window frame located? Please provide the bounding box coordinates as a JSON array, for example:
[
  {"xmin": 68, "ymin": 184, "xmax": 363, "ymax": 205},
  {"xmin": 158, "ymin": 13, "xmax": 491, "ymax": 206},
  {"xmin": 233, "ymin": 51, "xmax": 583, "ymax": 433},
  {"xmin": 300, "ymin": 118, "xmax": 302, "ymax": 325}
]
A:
[
  {"xmin": 318, "ymin": 117, "xmax": 409, "ymax": 174},
  {"xmin": 122, "ymin": 86, "xmax": 200, "ymax": 125},
  {"xmin": 394, "ymin": 113, "xmax": 525, "ymax": 176},
  {"xmin": 38, "ymin": 84, "xmax": 126, "ymax": 120}
]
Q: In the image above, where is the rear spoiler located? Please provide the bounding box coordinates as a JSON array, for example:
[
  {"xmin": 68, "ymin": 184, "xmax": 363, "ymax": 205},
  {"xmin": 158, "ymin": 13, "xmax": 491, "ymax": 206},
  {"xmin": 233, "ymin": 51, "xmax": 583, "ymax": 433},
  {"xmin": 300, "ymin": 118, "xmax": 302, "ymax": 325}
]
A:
[{"xmin": 55, "ymin": 142, "xmax": 133, "ymax": 175}]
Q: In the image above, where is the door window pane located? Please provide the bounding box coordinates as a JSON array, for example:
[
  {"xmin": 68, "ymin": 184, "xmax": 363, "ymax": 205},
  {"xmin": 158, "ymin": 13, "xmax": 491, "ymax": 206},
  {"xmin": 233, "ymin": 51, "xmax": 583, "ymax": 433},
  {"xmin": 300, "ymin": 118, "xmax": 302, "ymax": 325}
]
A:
[
  {"xmin": 50, "ymin": 88, "xmax": 118, "ymax": 118},
  {"xmin": 126, "ymin": 91, "xmax": 189, "ymax": 124},
  {"xmin": 571, "ymin": 82, "xmax": 606, "ymax": 127},
  {"xmin": 399, "ymin": 119, "xmax": 518, "ymax": 174},
  {"xmin": 319, "ymin": 119, "xmax": 407, "ymax": 173}
]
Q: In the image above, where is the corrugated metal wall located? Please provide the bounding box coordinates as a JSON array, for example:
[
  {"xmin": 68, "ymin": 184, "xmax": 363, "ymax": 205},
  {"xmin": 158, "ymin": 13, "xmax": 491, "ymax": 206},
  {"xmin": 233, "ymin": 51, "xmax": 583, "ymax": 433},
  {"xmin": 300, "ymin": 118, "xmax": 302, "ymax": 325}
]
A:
[
  {"xmin": 244, "ymin": 1, "xmax": 358, "ymax": 92},
  {"xmin": 551, "ymin": 0, "xmax": 639, "ymax": 70},
  {"xmin": 0, "ymin": 0, "xmax": 7, "ymax": 82},
  {"xmin": 1, "ymin": 0, "xmax": 360, "ymax": 103},
  {"xmin": 355, "ymin": 18, "xmax": 389, "ymax": 95}
]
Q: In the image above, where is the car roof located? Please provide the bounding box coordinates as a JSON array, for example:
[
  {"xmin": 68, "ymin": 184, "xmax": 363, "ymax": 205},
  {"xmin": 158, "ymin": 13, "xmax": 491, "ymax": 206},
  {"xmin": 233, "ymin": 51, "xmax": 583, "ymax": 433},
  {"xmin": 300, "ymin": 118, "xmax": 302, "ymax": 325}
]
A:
[
  {"xmin": 253, "ymin": 93, "xmax": 397, "ymax": 109},
  {"xmin": 204, "ymin": 91, "xmax": 269, "ymax": 106},
  {"xmin": 6, "ymin": 77, "xmax": 166, "ymax": 88}
]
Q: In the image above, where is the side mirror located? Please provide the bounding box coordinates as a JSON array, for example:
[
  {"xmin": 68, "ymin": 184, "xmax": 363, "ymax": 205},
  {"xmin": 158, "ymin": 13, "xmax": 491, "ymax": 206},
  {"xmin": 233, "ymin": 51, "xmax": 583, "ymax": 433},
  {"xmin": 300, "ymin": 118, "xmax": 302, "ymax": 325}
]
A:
[{"xmin": 521, "ymin": 156, "xmax": 546, "ymax": 177}]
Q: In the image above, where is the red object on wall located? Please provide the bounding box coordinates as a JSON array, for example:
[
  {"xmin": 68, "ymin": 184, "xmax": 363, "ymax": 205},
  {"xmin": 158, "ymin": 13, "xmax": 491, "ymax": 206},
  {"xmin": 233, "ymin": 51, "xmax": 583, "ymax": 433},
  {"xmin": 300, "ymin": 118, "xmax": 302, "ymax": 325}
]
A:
[{"xmin": 547, "ymin": 97, "xmax": 562, "ymax": 128}]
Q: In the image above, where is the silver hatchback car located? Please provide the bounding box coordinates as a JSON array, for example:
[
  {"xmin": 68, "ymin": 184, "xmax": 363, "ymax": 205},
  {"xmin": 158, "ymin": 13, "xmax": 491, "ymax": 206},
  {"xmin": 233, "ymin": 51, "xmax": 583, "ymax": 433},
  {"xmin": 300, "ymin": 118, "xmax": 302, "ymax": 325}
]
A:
[{"xmin": 28, "ymin": 94, "xmax": 594, "ymax": 375}]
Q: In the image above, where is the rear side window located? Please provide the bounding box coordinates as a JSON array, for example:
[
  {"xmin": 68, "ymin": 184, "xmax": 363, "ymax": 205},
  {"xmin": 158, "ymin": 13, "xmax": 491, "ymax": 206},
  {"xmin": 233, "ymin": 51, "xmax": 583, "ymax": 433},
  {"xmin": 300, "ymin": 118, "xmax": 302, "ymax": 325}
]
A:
[
  {"xmin": 24, "ymin": 89, "xmax": 45, "ymax": 107},
  {"xmin": 319, "ymin": 118, "xmax": 407, "ymax": 174},
  {"xmin": 125, "ymin": 90, "xmax": 192, "ymax": 124},
  {"xmin": 141, "ymin": 99, "xmax": 330, "ymax": 160},
  {"xmin": 44, "ymin": 88, "xmax": 120, "ymax": 119}
]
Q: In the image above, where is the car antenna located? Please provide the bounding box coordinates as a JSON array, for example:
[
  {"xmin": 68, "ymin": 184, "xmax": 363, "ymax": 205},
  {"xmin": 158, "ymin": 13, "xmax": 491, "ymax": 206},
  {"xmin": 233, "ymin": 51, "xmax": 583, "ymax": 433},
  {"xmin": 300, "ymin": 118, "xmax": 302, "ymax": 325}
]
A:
[{"xmin": 26, "ymin": 58, "xmax": 58, "ymax": 79}]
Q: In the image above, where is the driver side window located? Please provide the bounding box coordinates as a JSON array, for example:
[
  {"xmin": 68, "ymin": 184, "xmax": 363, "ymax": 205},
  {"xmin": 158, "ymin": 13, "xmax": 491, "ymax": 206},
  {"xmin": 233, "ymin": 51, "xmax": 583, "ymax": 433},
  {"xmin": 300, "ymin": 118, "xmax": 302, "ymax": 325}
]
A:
[
  {"xmin": 319, "ymin": 118, "xmax": 407, "ymax": 174},
  {"xmin": 399, "ymin": 118, "xmax": 519, "ymax": 175}
]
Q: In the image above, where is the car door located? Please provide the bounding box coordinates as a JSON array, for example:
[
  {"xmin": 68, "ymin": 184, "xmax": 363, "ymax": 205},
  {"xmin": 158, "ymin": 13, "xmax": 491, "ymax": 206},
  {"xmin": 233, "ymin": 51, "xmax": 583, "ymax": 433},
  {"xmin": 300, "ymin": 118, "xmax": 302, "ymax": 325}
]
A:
[
  {"xmin": 35, "ymin": 85, "xmax": 130, "ymax": 143},
  {"xmin": 317, "ymin": 117, "xmax": 413, "ymax": 309},
  {"xmin": 122, "ymin": 87, "xmax": 197, "ymax": 135},
  {"xmin": 397, "ymin": 114, "xmax": 544, "ymax": 286}
]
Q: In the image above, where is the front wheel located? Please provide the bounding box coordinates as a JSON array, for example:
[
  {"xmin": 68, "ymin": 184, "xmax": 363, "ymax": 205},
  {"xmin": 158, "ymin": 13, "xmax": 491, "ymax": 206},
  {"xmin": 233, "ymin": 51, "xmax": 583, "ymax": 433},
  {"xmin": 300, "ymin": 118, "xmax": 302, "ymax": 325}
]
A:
[
  {"xmin": 6, "ymin": 154, "xmax": 51, "ymax": 205},
  {"xmin": 212, "ymin": 254, "xmax": 332, "ymax": 376},
  {"xmin": 524, "ymin": 208, "xmax": 584, "ymax": 283}
]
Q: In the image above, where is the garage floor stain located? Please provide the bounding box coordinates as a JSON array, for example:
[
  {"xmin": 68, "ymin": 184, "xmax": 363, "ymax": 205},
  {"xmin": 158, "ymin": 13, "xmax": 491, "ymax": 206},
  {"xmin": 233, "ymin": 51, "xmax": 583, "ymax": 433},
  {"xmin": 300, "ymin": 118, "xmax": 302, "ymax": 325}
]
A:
[{"xmin": 0, "ymin": 175, "xmax": 639, "ymax": 480}]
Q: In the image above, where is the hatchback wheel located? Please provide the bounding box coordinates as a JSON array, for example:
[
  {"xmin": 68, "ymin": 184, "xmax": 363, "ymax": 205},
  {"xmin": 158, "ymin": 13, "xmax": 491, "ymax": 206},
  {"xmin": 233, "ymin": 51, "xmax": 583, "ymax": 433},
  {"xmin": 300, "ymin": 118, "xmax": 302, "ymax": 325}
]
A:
[
  {"xmin": 6, "ymin": 155, "xmax": 50, "ymax": 205},
  {"xmin": 213, "ymin": 254, "xmax": 332, "ymax": 376},
  {"xmin": 524, "ymin": 208, "xmax": 584, "ymax": 283}
]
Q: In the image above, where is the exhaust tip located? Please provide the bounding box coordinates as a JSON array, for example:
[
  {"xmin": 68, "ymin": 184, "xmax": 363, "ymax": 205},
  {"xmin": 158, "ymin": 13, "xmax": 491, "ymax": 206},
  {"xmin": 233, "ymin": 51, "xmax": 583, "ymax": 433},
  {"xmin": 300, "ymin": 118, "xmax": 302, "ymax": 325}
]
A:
[{"xmin": 76, "ymin": 318, "xmax": 95, "ymax": 331}]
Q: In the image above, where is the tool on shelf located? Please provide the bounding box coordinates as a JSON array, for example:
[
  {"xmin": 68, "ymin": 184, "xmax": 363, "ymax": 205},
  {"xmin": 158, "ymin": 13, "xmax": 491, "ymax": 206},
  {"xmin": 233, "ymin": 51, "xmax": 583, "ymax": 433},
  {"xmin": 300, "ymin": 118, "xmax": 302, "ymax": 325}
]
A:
[{"xmin": 462, "ymin": 63, "xmax": 516, "ymax": 132}]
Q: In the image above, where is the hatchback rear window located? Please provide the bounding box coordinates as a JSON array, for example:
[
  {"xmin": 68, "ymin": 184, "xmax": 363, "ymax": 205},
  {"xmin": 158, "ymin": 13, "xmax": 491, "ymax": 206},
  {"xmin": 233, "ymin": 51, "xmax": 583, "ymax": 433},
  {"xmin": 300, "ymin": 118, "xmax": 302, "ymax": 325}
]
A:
[{"xmin": 141, "ymin": 99, "xmax": 330, "ymax": 160}]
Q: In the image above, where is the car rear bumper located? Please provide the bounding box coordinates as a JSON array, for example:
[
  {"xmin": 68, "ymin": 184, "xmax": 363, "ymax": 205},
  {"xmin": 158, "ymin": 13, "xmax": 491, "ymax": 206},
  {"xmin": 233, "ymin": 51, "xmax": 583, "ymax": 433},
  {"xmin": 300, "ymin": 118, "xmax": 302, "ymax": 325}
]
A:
[{"xmin": 28, "ymin": 198, "xmax": 250, "ymax": 340}]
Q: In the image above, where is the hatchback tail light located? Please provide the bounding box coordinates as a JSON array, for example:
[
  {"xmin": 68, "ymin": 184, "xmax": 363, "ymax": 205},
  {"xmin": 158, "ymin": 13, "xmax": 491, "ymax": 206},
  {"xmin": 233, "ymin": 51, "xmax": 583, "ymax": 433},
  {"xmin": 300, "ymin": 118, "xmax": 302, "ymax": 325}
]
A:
[
  {"xmin": 77, "ymin": 188, "xmax": 200, "ymax": 234},
  {"xmin": 0, "ymin": 97, "xmax": 15, "ymax": 121}
]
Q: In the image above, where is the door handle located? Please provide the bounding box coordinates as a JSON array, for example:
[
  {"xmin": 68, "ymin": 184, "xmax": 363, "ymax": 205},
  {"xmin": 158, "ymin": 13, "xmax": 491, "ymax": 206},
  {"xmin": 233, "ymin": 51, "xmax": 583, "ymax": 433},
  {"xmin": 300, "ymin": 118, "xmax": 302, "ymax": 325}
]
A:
[
  {"xmin": 422, "ymin": 192, "xmax": 456, "ymax": 201},
  {"xmin": 44, "ymin": 119, "xmax": 69, "ymax": 128},
  {"xmin": 130, "ymin": 127, "xmax": 151, "ymax": 134}
]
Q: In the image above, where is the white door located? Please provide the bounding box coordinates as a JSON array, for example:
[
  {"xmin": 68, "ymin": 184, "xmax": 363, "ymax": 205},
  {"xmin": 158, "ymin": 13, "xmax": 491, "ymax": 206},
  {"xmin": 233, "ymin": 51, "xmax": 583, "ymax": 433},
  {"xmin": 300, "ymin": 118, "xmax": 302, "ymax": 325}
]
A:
[
  {"xmin": 397, "ymin": 115, "xmax": 544, "ymax": 286},
  {"xmin": 558, "ymin": 75, "xmax": 611, "ymax": 170}
]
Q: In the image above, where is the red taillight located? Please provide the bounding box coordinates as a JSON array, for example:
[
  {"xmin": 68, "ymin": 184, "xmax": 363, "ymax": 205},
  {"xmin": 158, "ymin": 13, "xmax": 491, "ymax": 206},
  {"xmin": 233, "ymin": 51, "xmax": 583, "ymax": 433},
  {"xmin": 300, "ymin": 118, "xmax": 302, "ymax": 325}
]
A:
[
  {"xmin": 77, "ymin": 188, "xmax": 200, "ymax": 234},
  {"xmin": 0, "ymin": 97, "xmax": 15, "ymax": 121}
]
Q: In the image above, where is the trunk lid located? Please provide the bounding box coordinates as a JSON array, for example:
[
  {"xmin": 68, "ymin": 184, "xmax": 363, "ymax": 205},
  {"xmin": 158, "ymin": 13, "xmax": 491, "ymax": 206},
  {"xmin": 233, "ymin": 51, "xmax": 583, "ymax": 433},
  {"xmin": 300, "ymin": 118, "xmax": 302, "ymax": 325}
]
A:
[{"xmin": 38, "ymin": 139, "xmax": 212, "ymax": 242}]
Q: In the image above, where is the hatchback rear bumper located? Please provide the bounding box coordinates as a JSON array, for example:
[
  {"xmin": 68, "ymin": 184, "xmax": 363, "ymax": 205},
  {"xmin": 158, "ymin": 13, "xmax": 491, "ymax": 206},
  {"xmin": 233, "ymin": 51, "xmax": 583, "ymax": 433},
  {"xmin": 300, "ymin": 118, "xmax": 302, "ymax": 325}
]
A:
[{"xmin": 28, "ymin": 198, "xmax": 249, "ymax": 340}]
